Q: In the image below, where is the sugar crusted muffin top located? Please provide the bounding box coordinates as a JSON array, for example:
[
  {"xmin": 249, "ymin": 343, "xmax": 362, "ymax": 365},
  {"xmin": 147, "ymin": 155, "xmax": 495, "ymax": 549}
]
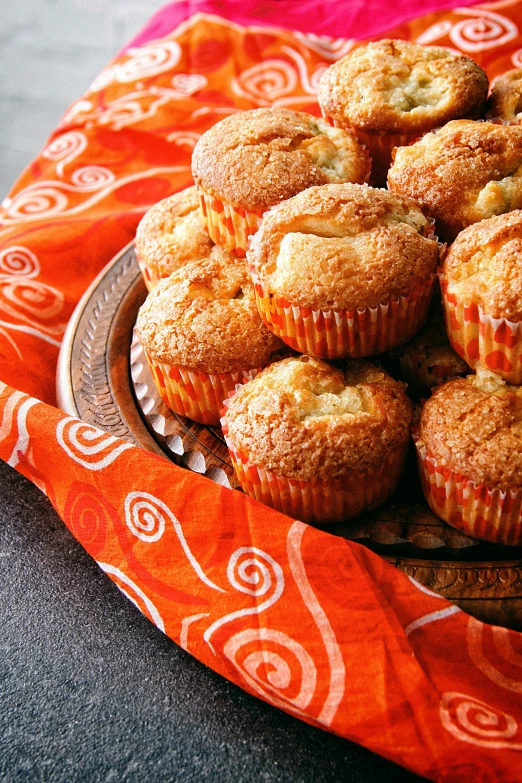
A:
[
  {"xmin": 443, "ymin": 210, "xmax": 522, "ymax": 320},
  {"xmin": 135, "ymin": 186, "xmax": 212, "ymax": 280},
  {"xmin": 224, "ymin": 356, "xmax": 413, "ymax": 481},
  {"xmin": 247, "ymin": 183, "xmax": 438, "ymax": 310},
  {"xmin": 419, "ymin": 370, "xmax": 522, "ymax": 489},
  {"xmin": 487, "ymin": 68, "xmax": 522, "ymax": 122},
  {"xmin": 136, "ymin": 248, "xmax": 284, "ymax": 374},
  {"xmin": 388, "ymin": 120, "xmax": 522, "ymax": 242},
  {"xmin": 191, "ymin": 108, "xmax": 370, "ymax": 211},
  {"xmin": 318, "ymin": 39, "xmax": 488, "ymax": 134}
]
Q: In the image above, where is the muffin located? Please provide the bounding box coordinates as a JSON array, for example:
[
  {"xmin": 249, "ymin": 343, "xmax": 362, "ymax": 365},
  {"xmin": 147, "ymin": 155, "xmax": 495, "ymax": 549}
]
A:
[
  {"xmin": 388, "ymin": 120, "xmax": 522, "ymax": 242},
  {"xmin": 390, "ymin": 298, "xmax": 469, "ymax": 395},
  {"xmin": 191, "ymin": 108, "xmax": 370, "ymax": 255},
  {"xmin": 222, "ymin": 356, "xmax": 413, "ymax": 523},
  {"xmin": 440, "ymin": 210, "xmax": 522, "ymax": 384},
  {"xmin": 486, "ymin": 68, "xmax": 522, "ymax": 124},
  {"xmin": 135, "ymin": 248, "xmax": 285, "ymax": 425},
  {"xmin": 416, "ymin": 369, "xmax": 522, "ymax": 545},
  {"xmin": 135, "ymin": 186, "xmax": 213, "ymax": 290},
  {"xmin": 318, "ymin": 39, "xmax": 488, "ymax": 186},
  {"xmin": 247, "ymin": 183, "xmax": 438, "ymax": 359}
]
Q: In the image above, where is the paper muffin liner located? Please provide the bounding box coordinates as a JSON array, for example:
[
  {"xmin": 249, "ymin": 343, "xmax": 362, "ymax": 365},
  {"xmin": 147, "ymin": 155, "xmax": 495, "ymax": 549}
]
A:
[
  {"xmin": 196, "ymin": 186, "xmax": 264, "ymax": 257},
  {"xmin": 145, "ymin": 353, "xmax": 261, "ymax": 426},
  {"xmin": 440, "ymin": 274, "xmax": 522, "ymax": 384},
  {"xmin": 414, "ymin": 432, "xmax": 522, "ymax": 546},
  {"xmin": 249, "ymin": 268, "xmax": 436, "ymax": 359},
  {"xmin": 135, "ymin": 249, "xmax": 169, "ymax": 292},
  {"xmin": 221, "ymin": 406, "xmax": 408, "ymax": 523}
]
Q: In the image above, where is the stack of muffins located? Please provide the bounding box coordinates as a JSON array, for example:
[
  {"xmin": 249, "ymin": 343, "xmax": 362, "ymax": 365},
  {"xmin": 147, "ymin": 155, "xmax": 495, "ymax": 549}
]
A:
[{"xmin": 135, "ymin": 39, "xmax": 522, "ymax": 544}]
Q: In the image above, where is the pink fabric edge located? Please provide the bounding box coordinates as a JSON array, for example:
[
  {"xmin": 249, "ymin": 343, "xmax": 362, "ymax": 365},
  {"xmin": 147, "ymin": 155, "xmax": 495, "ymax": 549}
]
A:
[{"xmin": 122, "ymin": 0, "xmax": 484, "ymax": 52}]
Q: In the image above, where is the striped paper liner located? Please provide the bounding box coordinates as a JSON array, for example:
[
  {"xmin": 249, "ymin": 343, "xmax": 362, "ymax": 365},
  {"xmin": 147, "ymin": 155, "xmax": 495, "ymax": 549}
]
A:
[
  {"xmin": 196, "ymin": 186, "xmax": 264, "ymax": 256},
  {"xmin": 414, "ymin": 432, "xmax": 522, "ymax": 546}
]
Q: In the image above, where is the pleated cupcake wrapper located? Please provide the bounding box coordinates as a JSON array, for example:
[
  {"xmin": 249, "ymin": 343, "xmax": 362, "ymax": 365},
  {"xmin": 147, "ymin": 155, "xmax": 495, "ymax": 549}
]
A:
[
  {"xmin": 196, "ymin": 185, "xmax": 264, "ymax": 256},
  {"xmin": 145, "ymin": 353, "xmax": 260, "ymax": 426},
  {"xmin": 135, "ymin": 250, "xmax": 169, "ymax": 292},
  {"xmin": 414, "ymin": 433, "xmax": 522, "ymax": 546},
  {"xmin": 440, "ymin": 274, "xmax": 522, "ymax": 384},
  {"xmin": 221, "ymin": 411, "xmax": 408, "ymax": 523},
  {"xmin": 249, "ymin": 269, "xmax": 436, "ymax": 359}
]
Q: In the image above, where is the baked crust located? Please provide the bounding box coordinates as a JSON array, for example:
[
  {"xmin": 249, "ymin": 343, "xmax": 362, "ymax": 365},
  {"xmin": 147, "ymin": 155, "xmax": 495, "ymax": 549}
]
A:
[
  {"xmin": 224, "ymin": 356, "xmax": 413, "ymax": 481},
  {"xmin": 443, "ymin": 210, "xmax": 522, "ymax": 320},
  {"xmin": 388, "ymin": 120, "xmax": 522, "ymax": 242},
  {"xmin": 419, "ymin": 371, "xmax": 522, "ymax": 489},
  {"xmin": 247, "ymin": 183, "xmax": 438, "ymax": 309},
  {"xmin": 487, "ymin": 68, "xmax": 522, "ymax": 122},
  {"xmin": 318, "ymin": 39, "xmax": 488, "ymax": 134},
  {"xmin": 136, "ymin": 248, "xmax": 284, "ymax": 373},
  {"xmin": 135, "ymin": 186, "xmax": 212, "ymax": 278},
  {"xmin": 191, "ymin": 108, "xmax": 370, "ymax": 211}
]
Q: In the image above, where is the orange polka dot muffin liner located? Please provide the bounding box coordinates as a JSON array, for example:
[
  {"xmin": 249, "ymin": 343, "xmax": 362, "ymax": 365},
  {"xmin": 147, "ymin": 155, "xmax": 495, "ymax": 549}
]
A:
[
  {"xmin": 135, "ymin": 249, "xmax": 169, "ymax": 292},
  {"xmin": 196, "ymin": 186, "xmax": 264, "ymax": 257},
  {"xmin": 250, "ymin": 268, "xmax": 436, "ymax": 360},
  {"xmin": 414, "ymin": 432, "xmax": 522, "ymax": 546},
  {"xmin": 146, "ymin": 356, "xmax": 260, "ymax": 426},
  {"xmin": 440, "ymin": 274, "xmax": 522, "ymax": 384},
  {"xmin": 222, "ymin": 408, "xmax": 408, "ymax": 524}
]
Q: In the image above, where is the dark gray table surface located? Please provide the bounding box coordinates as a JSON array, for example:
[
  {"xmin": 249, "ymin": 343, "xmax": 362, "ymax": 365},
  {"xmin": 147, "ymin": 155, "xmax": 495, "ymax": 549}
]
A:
[{"xmin": 0, "ymin": 459, "xmax": 425, "ymax": 782}]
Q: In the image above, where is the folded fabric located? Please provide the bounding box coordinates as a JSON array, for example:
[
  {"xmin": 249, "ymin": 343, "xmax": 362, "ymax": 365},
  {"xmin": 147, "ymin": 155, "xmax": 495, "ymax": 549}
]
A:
[{"xmin": 2, "ymin": 1, "xmax": 522, "ymax": 780}]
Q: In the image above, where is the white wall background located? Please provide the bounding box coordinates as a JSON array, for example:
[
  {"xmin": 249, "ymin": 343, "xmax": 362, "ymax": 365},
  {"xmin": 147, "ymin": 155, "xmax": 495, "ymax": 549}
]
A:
[{"xmin": 1, "ymin": 0, "xmax": 169, "ymax": 197}]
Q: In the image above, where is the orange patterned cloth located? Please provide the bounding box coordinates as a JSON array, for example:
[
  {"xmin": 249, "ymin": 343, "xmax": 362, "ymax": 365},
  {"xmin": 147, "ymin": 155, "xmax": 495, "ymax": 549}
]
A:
[{"xmin": 2, "ymin": 2, "xmax": 522, "ymax": 780}]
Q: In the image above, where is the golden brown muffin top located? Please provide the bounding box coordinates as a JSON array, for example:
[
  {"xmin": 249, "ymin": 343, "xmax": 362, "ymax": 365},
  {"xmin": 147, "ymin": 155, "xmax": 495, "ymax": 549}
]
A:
[
  {"xmin": 191, "ymin": 108, "xmax": 370, "ymax": 211},
  {"xmin": 318, "ymin": 39, "xmax": 488, "ymax": 134},
  {"xmin": 247, "ymin": 183, "xmax": 438, "ymax": 310},
  {"xmin": 135, "ymin": 187, "xmax": 212, "ymax": 280},
  {"xmin": 419, "ymin": 370, "xmax": 522, "ymax": 489},
  {"xmin": 395, "ymin": 299, "xmax": 469, "ymax": 372},
  {"xmin": 224, "ymin": 355, "xmax": 413, "ymax": 481},
  {"xmin": 388, "ymin": 120, "xmax": 522, "ymax": 242},
  {"xmin": 443, "ymin": 210, "xmax": 522, "ymax": 320},
  {"xmin": 136, "ymin": 248, "xmax": 284, "ymax": 374},
  {"xmin": 487, "ymin": 69, "xmax": 522, "ymax": 122}
]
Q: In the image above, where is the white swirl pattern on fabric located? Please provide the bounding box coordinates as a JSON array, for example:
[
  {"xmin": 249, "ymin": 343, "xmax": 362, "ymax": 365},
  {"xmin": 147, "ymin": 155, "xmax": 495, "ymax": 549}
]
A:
[
  {"xmin": 467, "ymin": 617, "xmax": 522, "ymax": 694},
  {"xmin": 42, "ymin": 131, "xmax": 88, "ymax": 178},
  {"xmin": 97, "ymin": 562, "xmax": 165, "ymax": 632},
  {"xmin": 287, "ymin": 521, "xmax": 345, "ymax": 727},
  {"xmin": 123, "ymin": 490, "xmax": 225, "ymax": 593},
  {"xmin": 224, "ymin": 628, "xmax": 317, "ymax": 715},
  {"xmin": 449, "ymin": 8, "xmax": 517, "ymax": 52},
  {"xmin": 204, "ymin": 547, "xmax": 284, "ymax": 652},
  {"xmin": 0, "ymin": 246, "xmax": 40, "ymax": 278},
  {"xmin": 7, "ymin": 397, "xmax": 39, "ymax": 468},
  {"xmin": 0, "ymin": 279, "xmax": 64, "ymax": 334},
  {"xmin": 232, "ymin": 59, "xmax": 298, "ymax": 104},
  {"xmin": 116, "ymin": 42, "xmax": 182, "ymax": 83},
  {"xmin": 56, "ymin": 418, "xmax": 135, "ymax": 470},
  {"xmin": 70, "ymin": 167, "xmax": 116, "ymax": 190},
  {"xmin": 440, "ymin": 692, "xmax": 522, "ymax": 748}
]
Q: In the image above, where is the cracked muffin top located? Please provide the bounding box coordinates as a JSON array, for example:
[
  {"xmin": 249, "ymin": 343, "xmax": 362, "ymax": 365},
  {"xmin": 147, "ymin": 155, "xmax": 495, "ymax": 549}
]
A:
[
  {"xmin": 487, "ymin": 68, "xmax": 522, "ymax": 123},
  {"xmin": 318, "ymin": 39, "xmax": 488, "ymax": 135},
  {"xmin": 247, "ymin": 183, "xmax": 438, "ymax": 310},
  {"xmin": 135, "ymin": 187, "xmax": 213, "ymax": 287},
  {"xmin": 442, "ymin": 210, "xmax": 522, "ymax": 320},
  {"xmin": 388, "ymin": 120, "xmax": 522, "ymax": 242},
  {"xmin": 191, "ymin": 108, "xmax": 370, "ymax": 211},
  {"xmin": 419, "ymin": 370, "xmax": 522, "ymax": 489},
  {"xmin": 223, "ymin": 355, "xmax": 413, "ymax": 481},
  {"xmin": 136, "ymin": 248, "xmax": 284, "ymax": 374}
]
